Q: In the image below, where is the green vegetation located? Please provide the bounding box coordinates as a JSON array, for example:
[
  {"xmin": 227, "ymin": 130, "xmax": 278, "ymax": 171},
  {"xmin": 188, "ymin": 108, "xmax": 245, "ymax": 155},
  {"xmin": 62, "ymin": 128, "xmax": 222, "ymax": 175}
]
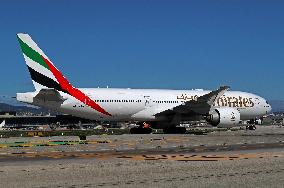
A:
[{"xmin": 0, "ymin": 129, "xmax": 129, "ymax": 138}]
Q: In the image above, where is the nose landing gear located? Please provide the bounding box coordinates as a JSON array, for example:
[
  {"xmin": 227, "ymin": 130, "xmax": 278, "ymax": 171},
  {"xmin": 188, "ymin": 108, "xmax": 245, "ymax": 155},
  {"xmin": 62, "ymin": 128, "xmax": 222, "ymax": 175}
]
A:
[
  {"xmin": 246, "ymin": 125, "xmax": 256, "ymax": 130},
  {"xmin": 246, "ymin": 119, "xmax": 257, "ymax": 130}
]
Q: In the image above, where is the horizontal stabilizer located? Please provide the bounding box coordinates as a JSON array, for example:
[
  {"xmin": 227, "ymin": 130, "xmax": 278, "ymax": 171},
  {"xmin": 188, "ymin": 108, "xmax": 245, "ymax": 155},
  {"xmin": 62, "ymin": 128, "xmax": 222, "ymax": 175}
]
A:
[{"xmin": 34, "ymin": 89, "xmax": 66, "ymax": 102}]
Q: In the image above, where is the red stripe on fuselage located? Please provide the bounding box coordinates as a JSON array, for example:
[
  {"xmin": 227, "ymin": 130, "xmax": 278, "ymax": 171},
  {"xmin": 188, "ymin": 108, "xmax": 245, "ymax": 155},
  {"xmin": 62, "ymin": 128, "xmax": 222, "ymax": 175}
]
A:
[{"xmin": 41, "ymin": 56, "xmax": 111, "ymax": 116}]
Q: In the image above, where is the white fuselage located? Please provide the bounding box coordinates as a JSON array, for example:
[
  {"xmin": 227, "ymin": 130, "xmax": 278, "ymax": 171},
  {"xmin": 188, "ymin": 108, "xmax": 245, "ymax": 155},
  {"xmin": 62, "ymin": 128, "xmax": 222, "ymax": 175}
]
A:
[{"xmin": 17, "ymin": 88, "xmax": 271, "ymax": 122}]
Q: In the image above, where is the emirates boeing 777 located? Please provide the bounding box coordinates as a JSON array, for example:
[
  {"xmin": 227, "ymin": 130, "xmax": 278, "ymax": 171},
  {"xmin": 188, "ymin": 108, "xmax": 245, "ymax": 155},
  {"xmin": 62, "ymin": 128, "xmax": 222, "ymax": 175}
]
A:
[{"xmin": 16, "ymin": 33, "xmax": 272, "ymax": 133}]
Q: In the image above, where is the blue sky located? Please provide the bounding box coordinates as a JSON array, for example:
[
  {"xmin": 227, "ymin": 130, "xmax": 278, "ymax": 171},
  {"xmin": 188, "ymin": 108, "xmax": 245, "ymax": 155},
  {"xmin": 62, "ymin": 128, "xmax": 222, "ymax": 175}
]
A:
[{"xmin": 0, "ymin": 0, "xmax": 283, "ymax": 102}]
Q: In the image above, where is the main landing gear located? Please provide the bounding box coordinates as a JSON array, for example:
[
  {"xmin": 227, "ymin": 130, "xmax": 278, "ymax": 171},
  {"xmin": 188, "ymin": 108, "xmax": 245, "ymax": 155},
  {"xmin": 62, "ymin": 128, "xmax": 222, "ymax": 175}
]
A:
[
  {"xmin": 129, "ymin": 122, "xmax": 187, "ymax": 134},
  {"xmin": 130, "ymin": 127, "xmax": 152, "ymax": 134},
  {"xmin": 163, "ymin": 127, "xmax": 186, "ymax": 134},
  {"xmin": 130, "ymin": 122, "xmax": 152, "ymax": 134}
]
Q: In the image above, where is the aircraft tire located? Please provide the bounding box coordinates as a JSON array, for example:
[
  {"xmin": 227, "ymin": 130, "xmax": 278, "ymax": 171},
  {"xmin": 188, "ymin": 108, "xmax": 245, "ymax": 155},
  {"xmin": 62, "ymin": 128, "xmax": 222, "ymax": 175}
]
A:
[
  {"xmin": 246, "ymin": 125, "xmax": 256, "ymax": 130},
  {"xmin": 163, "ymin": 127, "xmax": 186, "ymax": 134},
  {"xmin": 130, "ymin": 127, "xmax": 152, "ymax": 134}
]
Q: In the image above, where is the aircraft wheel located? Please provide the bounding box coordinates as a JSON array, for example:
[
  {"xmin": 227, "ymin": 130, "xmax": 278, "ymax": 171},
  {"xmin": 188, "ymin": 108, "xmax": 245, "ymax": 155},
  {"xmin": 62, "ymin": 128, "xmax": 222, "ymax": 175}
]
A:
[
  {"xmin": 163, "ymin": 127, "xmax": 186, "ymax": 134},
  {"xmin": 246, "ymin": 125, "xmax": 256, "ymax": 130},
  {"xmin": 130, "ymin": 127, "xmax": 152, "ymax": 134}
]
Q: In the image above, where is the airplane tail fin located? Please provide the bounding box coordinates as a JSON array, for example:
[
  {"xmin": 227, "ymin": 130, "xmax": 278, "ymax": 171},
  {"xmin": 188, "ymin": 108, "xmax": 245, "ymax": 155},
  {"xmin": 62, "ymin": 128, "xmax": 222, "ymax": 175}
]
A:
[
  {"xmin": 17, "ymin": 33, "xmax": 112, "ymax": 116},
  {"xmin": 0, "ymin": 120, "xmax": 5, "ymax": 128},
  {"xmin": 17, "ymin": 33, "xmax": 67, "ymax": 92}
]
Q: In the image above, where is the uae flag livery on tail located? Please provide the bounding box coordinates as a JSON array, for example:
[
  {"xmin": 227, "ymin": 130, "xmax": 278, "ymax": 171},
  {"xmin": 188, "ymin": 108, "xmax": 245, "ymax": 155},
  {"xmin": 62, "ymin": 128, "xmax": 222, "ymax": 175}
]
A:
[{"xmin": 17, "ymin": 33, "xmax": 111, "ymax": 116}]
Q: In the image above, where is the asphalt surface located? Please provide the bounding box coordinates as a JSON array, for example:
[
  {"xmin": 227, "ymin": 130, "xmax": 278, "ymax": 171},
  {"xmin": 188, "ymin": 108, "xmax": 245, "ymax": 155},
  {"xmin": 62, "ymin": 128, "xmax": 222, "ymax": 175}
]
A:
[{"xmin": 0, "ymin": 125, "xmax": 283, "ymax": 188}]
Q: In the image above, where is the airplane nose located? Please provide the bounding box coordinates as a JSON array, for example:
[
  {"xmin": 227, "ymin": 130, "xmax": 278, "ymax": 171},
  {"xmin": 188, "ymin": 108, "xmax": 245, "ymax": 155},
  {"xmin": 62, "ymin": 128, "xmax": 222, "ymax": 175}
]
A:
[{"xmin": 267, "ymin": 104, "xmax": 272, "ymax": 113}]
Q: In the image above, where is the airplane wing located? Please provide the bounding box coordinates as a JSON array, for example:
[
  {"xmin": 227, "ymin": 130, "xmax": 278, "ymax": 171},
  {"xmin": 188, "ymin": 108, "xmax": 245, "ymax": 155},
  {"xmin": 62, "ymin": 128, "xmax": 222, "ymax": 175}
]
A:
[
  {"xmin": 155, "ymin": 86, "xmax": 230, "ymax": 117},
  {"xmin": 34, "ymin": 89, "xmax": 66, "ymax": 103}
]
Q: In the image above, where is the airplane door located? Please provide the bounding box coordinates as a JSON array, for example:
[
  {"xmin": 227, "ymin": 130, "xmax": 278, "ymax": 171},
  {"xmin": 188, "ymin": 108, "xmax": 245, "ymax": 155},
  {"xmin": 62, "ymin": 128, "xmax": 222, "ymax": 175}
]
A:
[
  {"xmin": 254, "ymin": 97, "xmax": 261, "ymax": 108},
  {"xmin": 144, "ymin": 96, "xmax": 154, "ymax": 108}
]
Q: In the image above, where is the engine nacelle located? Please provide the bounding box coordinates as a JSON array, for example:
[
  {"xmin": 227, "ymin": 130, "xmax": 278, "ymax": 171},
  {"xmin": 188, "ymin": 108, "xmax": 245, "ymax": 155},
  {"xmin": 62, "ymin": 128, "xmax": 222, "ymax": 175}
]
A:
[{"xmin": 206, "ymin": 107, "xmax": 241, "ymax": 128}]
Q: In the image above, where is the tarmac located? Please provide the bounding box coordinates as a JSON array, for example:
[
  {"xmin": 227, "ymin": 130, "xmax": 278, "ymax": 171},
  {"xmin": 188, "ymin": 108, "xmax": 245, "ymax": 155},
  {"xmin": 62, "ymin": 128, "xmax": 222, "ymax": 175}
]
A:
[{"xmin": 0, "ymin": 125, "xmax": 283, "ymax": 188}]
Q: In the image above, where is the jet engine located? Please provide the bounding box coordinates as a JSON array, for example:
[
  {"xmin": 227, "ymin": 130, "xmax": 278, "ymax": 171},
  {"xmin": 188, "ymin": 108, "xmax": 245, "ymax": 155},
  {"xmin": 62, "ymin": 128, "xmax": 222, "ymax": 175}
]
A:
[{"xmin": 206, "ymin": 107, "xmax": 241, "ymax": 128}]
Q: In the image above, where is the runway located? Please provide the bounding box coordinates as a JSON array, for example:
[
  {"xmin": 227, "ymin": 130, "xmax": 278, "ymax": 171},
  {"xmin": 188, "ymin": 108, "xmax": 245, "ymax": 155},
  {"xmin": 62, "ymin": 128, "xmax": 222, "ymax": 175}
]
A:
[
  {"xmin": 0, "ymin": 142, "xmax": 283, "ymax": 162},
  {"xmin": 0, "ymin": 125, "xmax": 283, "ymax": 187}
]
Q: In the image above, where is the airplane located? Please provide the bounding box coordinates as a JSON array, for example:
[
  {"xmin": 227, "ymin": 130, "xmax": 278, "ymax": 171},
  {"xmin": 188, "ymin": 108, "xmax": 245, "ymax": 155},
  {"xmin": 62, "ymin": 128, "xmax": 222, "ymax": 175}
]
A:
[
  {"xmin": 0, "ymin": 120, "xmax": 6, "ymax": 130},
  {"xmin": 16, "ymin": 33, "xmax": 272, "ymax": 134}
]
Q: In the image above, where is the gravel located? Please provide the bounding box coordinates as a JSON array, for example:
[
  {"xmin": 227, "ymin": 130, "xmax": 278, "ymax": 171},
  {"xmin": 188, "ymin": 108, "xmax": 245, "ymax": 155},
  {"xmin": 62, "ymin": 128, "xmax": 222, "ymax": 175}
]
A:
[
  {"xmin": 0, "ymin": 125, "xmax": 283, "ymax": 188},
  {"xmin": 0, "ymin": 153, "xmax": 283, "ymax": 188}
]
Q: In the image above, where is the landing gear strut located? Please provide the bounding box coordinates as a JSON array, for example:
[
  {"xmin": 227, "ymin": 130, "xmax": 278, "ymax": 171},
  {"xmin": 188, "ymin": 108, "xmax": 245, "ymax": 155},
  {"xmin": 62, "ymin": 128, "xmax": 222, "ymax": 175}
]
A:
[{"xmin": 163, "ymin": 127, "xmax": 186, "ymax": 134}]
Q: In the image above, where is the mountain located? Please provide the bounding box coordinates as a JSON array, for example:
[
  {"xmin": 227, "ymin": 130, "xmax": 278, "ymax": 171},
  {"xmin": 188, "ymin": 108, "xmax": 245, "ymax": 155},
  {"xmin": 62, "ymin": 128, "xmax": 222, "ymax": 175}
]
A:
[
  {"xmin": 0, "ymin": 96, "xmax": 50, "ymax": 114},
  {"xmin": 0, "ymin": 103, "xmax": 55, "ymax": 115},
  {"xmin": 268, "ymin": 100, "xmax": 284, "ymax": 113},
  {"xmin": 0, "ymin": 95, "xmax": 23, "ymax": 106},
  {"xmin": 0, "ymin": 103, "xmax": 37, "ymax": 112}
]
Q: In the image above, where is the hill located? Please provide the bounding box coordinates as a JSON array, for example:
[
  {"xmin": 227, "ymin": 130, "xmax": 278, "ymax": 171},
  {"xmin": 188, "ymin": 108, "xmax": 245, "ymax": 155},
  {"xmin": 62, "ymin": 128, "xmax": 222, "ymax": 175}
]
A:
[
  {"xmin": 268, "ymin": 100, "xmax": 284, "ymax": 113},
  {"xmin": 0, "ymin": 103, "xmax": 54, "ymax": 115}
]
